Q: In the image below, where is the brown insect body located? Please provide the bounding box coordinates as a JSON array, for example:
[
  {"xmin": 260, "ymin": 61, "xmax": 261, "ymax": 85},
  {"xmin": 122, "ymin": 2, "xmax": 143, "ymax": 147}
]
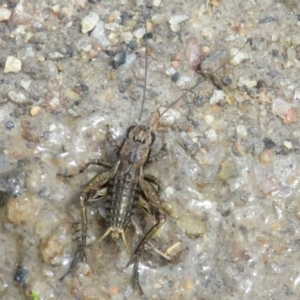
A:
[
  {"xmin": 105, "ymin": 125, "xmax": 156, "ymax": 240},
  {"xmin": 60, "ymin": 123, "xmax": 167, "ymax": 295}
]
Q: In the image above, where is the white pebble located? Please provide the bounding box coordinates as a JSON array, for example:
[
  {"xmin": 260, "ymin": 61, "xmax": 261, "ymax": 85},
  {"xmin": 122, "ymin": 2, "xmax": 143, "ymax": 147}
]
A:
[
  {"xmin": 229, "ymin": 48, "xmax": 249, "ymax": 66},
  {"xmin": 170, "ymin": 23, "xmax": 181, "ymax": 32},
  {"xmin": 284, "ymin": 141, "xmax": 293, "ymax": 149},
  {"xmin": 158, "ymin": 107, "xmax": 180, "ymax": 125},
  {"xmin": 121, "ymin": 31, "xmax": 133, "ymax": 44},
  {"xmin": 236, "ymin": 125, "xmax": 247, "ymax": 137},
  {"xmin": 294, "ymin": 90, "xmax": 300, "ymax": 101},
  {"xmin": 4, "ymin": 56, "xmax": 22, "ymax": 73},
  {"xmin": 169, "ymin": 15, "xmax": 189, "ymax": 25},
  {"xmin": 20, "ymin": 79, "xmax": 31, "ymax": 91},
  {"xmin": 91, "ymin": 21, "xmax": 110, "ymax": 48},
  {"xmin": 49, "ymin": 124, "xmax": 57, "ymax": 132},
  {"xmin": 204, "ymin": 114, "xmax": 214, "ymax": 125},
  {"xmin": 133, "ymin": 27, "xmax": 145, "ymax": 39},
  {"xmin": 176, "ymin": 75, "xmax": 194, "ymax": 90},
  {"xmin": 153, "ymin": 0, "xmax": 161, "ymax": 6},
  {"xmin": 151, "ymin": 14, "xmax": 166, "ymax": 24},
  {"xmin": 166, "ymin": 67, "xmax": 176, "ymax": 76},
  {"xmin": 165, "ymin": 186, "xmax": 174, "ymax": 198},
  {"xmin": 238, "ymin": 77, "xmax": 257, "ymax": 88},
  {"xmin": 81, "ymin": 12, "xmax": 99, "ymax": 34},
  {"xmin": 209, "ymin": 90, "xmax": 225, "ymax": 105},
  {"xmin": 8, "ymin": 91, "xmax": 29, "ymax": 104},
  {"xmin": 0, "ymin": 6, "xmax": 11, "ymax": 21},
  {"xmin": 205, "ymin": 129, "xmax": 217, "ymax": 142}
]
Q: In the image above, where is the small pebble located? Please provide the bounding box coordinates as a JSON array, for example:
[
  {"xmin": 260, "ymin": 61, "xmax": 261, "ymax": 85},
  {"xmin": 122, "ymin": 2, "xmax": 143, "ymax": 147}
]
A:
[
  {"xmin": 176, "ymin": 75, "xmax": 195, "ymax": 90},
  {"xmin": 49, "ymin": 124, "xmax": 57, "ymax": 132},
  {"xmin": 81, "ymin": 12, "xmax": 99, "ymax": 34},
  {"xmin": 229, "ymin": 48, "xmax": 249, "ymax": 66},
  {"xmin": 185, "ymin": 38, "xmax": 202, "ymax": 71},
  {"xmin": 236, "ymin": 125, "xmax": 247, "ymax": 137},
  {"xmin": 165, "ymin": 186, "xmax": 174, "ymax": 198},
  {"xmin": 153, "ymin": 0, "xmax": 161, "ymax": 7},
  {"xmin": 209, "ymin": 90, "xmax": 225, "ymax": 105},
  {"xmin": 238, "ymin": 78, "xmax": 257, "ymax": 88},
  {"xmin": 151, "ymin": 14, "xmax": 166, "ymax": 24},
  {"xmin": 30, "ymin": 106, "xmax": 41, "ymax": 116},
  {"xmin": 158, "ymin": 107, "xmax": 181, "ymax": 126},
  {"xmin": 218, "ymin": 157, "xmax": 238, "ymax": 180},
  {"xmin": 20, "ymin": 79, "xmax": 31, "ymax": 91},
  {"xmin": 91, "ymin": 21, "xmax": 111, "ymax": 48},
  {"xmin": 283, "ymin": 141, "xmax": 293, "ymax": 149},
  {"xmin": 8, "ymin": 91, "xmax": 29, "ymax": 104},
  {"xmin": 113, "ymin": 50, "xmax": 126, "ymax": 68},
  {"xmin": 222, "ymin": 76, "xmax": 232, "ymax": 86},
  {"xmin": 128, "ymin": 40, "xmax": 137, "ymax": 49},
  {"xmin": 0, "ymin": 6, "xmax": 12, "ymax": 21},
  {"xmin": 5, "ymin": 121, "xmax": 15, "ymax": 130},
  {"xmin": 169, "ymin": 15, "xmax": 189, "ymax": 25},
  {"xmin": 4, "ymin": 56, "xmax": 22, "ymax": 73},
  {"xmin": 154, "ymin": 283, "xmax": 162, "ymax": 289},
  {"xmin": 177, "ymin": 214, "xmax": 206, "ymax": 238},
  {"xmin": 166, "ymin": 67, "xmax": 176, "ymax": 76},
  {"xmin": 132, "ymin": 28, "xmax": 145, "ymax": 39},
  {"xmin": 259, "ymin": 149, "xmax": 274, "ymax": 164},
  {"xmin": 204, "ymin": 114, "xmax": 214, "ymax": 125},
  {"xmin": 170, "ymin": 23, "xmax": 181, "ymax": 32},
  {"xmin": 205, "ymin": 128, "xmax": 217, "ymax": 142},
  {"xmin": 171, "ymin": 72, "xmax": 179, "ymax": 82}
]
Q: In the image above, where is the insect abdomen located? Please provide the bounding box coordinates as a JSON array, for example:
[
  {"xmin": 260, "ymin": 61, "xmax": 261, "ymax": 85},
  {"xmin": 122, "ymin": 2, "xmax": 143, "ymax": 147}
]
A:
[{"xmin": 105, "ymin": 175, "xmax": 141, "ymax": 229}]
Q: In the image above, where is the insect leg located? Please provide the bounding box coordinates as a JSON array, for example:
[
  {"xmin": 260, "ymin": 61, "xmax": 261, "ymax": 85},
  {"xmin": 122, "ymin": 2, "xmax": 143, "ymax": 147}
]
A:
[
  {"xmin": 127, "ymin": 180, "xmax": 166, "ymax": 293},
  {"xmin": 131, "ymin": 218, "xmax": 170, "ymax": 260},
  {"xmin": 60, "ymin": 170, "xmax": 112, "ymax": 280},
  {"xmin": 147, "ymin": 143, "xmax": 167, "ymax": 163},
  {"xmin": 144, "ymin": 174, "xmax": 161, "ymax": 195},
  {"xmin": 58, "ymin": 159, "xmax": 112, "ymax": 178},
  {"xmin": 106, "ymin": 124, "xmax": 120, "ymax": 154}
]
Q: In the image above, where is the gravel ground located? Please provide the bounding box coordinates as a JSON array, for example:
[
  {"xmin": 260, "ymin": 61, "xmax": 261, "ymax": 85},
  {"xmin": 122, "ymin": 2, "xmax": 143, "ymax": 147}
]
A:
[{"xmin": 1, "ymin": 0, "xmax": 300, "ymax": 299}]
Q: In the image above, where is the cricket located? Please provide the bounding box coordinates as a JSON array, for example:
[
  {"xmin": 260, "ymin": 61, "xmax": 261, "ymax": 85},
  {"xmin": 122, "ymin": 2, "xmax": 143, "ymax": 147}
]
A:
[{"xmin": 59, "ymin": 13, "xmax": 250, "ymax": 296}]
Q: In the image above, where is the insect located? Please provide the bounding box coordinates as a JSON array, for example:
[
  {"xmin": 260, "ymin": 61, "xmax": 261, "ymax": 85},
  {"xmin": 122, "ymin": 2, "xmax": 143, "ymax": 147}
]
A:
[{"xmin": 59, "ymin": 16, "xmax": 250, "ymax": 295}]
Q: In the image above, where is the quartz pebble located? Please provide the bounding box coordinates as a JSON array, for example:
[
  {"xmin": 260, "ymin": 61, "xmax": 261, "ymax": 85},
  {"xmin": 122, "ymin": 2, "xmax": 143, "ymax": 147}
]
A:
[
  {"xmin": 283, "ymin": 140, "xmax": 293, "ymax": 149},
  {"xmin": 272, "ymin": 98, "xmax": 298, "ymax": 124},
  {"xmin": 236, "ymin": 124, "xmax": 247, "ymax": 137},
  {"xmin": 8, "ymin": 91, "xmax": 29, "ymax": 104},
  {"xmin": 91, "ymin": 21, "xmax": 111, "ymax": 48},
  {"xmin": 153, "ymin": 0, "xmax": 161, "ymax": 6},
  {"xmin": 132, "ymin": 28, "xmax": 145, "ymax": 39},
  {"xmin": 81, "ymin": 12, "xmax": 99, "ymax": 34},
  {"xmin": 229, "ymin": 48, "xmax": 249, "ymax": 66},
  {"xmin": 169, "ymin": 15, "xmax": 189, "ymax": 25},
  {"xmin": 205, "ymin": 128, "xmax": 217, "ymax": 141},
  {"xmin": 177, "ymin": 214, "xmax": 206, "ymax": 239},
  {"xmin": 209, "ymin": 90, "xmax": 225, "ymax": 105},
  {"xmin": 0, "ymin": 6, "xmax": 11, "ymax": 21},
  {"xmin": 4, "ymin": 56, "xmax": 22, "ymax": 73}
]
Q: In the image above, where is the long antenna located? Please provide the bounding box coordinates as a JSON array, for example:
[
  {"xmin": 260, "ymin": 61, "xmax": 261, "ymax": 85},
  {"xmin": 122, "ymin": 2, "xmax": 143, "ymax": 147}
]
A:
[
  {"xmin": 137, "ymin": 18, "xmax": 149, "ymax": 123},
  {"xmin": 150, "ymin": 38, "xmax": 251, "ymax": 126}
]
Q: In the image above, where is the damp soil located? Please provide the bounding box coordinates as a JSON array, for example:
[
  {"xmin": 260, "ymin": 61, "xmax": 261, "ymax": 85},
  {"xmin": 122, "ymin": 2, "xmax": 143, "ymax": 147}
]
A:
[{"xmin": 1, "ymin": 0, "xmax": 300, "ymax": 299}]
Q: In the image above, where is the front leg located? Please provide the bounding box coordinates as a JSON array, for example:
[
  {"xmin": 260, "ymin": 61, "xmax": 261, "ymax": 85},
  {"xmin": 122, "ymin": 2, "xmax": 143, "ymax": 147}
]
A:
[
  {"xmin": 106, "ymin": 124, "xmax": 120, "ymax": 154},
  {"xmin": 60, "ymin": 170, "xmax": 112, "ymax": 280},
  {"xmin": 147, "ymin": 143, "xmax": 167, "ymax": 163},
  {"xmin": 58, "ymin": 159, "xmax": 112, "ymax": 178}
]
